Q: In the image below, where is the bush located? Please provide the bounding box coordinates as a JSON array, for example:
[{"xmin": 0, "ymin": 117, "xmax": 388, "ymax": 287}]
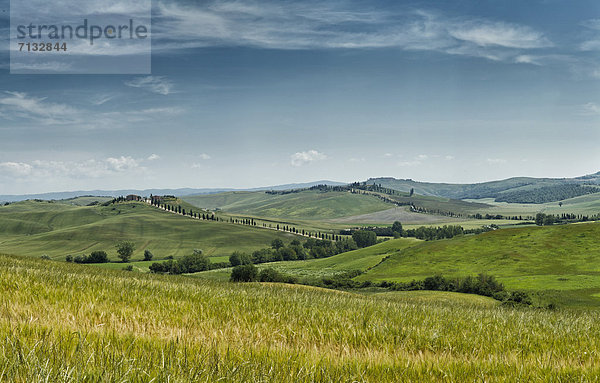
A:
[
  {"xmin": 40, "ymin": 254, "xmax": 51, "ymax": 261},
  {"xmin": 123, "ymin": 265, "xmax": 134, "ymax": 272},
  {"xmin": 259, "ymin": 268, "xmax": 285, "ymax": 283},
  {"xmin": 65, "ymin": 255, "xmax": 73, "ymax": 263},
  {"xmin": 88, "ymin": 251, "xmax": 109, "ymax": 263},
  {"xmin": 230, "ymin": 264, "xmax": 258, "ymax": 282},
  {"xmin": 179, "ymin": 252, "xmax": 210, "ymax": 273}
]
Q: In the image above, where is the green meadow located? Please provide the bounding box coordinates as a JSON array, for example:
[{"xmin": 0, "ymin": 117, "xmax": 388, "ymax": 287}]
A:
[
  {"xmin": 357, "ymin": 221, "xmax": 600, "ymax": 308},
  {"xmin": 2, "ymin": 254, "xmax": 600, "ymax": 382},
  {"xmin": 0, "ymin": 200, "xmax": 297, "ymax": 261},
  {"xmin": 183, "ymin": 190, "xmax": 393, "ymax": 220}
]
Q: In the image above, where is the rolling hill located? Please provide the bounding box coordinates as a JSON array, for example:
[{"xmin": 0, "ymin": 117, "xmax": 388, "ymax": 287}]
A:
[
  {"xmin": 183, "ymin": 190, "xmax": 393, "ymax": 220},
  {"xmin": 367, "ymin": 171, "xmax": 600, "ymax": 201},
  {"xmin": 355, "ymin": 222, "xmax": 600, "ymax": 307},
  {"xmin": 0, "ymin": 200, "xmax": 297, "ymax": 261}
]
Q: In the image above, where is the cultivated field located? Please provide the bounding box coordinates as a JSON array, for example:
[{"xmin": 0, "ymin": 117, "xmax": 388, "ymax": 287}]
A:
[{"xmin": 1, "ymin": 254, "xmax": 600, "ymax": 382}]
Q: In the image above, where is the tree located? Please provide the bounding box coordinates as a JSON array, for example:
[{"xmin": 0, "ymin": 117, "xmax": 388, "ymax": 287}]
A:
[
  {"xmin": 409, "ymin": 188, "xmax": 414, "ymax": 197},
  {"xmin": 271, "ymin": 239, "xmax": 284, "ymax": 250},
  {"xmin": 535, "ymin": 213, "xmax": 545, "ymax": 226},
  {"xmin": 143, "ymin": 249, "xmax": 154, "ymax": 261},
  {"xmin": 116, "ymin": 241, "xmax": 135, "ymax": 263},
  {"xmin": 229, "ymin": 251, "xmax": 252, "ymax": 266},
  {"xmin": 352, "ymin": 230, "xmax": 377, "ymax": 248},
  {"xmin": 230, "ymin": 264, "xmax": 258, "ymax": 282},
  {"xmin": 392, "ymin": 221, "xmax": 403, "ymax": 237}
]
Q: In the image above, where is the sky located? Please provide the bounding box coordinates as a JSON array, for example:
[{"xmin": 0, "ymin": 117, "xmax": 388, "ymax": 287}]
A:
[{"xmin": 0, "ymin": 0, "xmax": 599, "ymax": 194}]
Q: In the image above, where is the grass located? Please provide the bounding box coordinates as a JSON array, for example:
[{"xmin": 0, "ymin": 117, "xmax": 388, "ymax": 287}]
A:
[
  {"xmin": 183, "ymin": 190, "xmax": 393, "ymax": 220},
  {"xmin": 357, "ymin": 221, "xmax": 600, "ymax": 308},
  {"xmin": 2, "ymin": 254, "xmax": 600, "ymax": 381},
  {"xmin": 0, "ymin": 200, "xmax": 298, "ymax": 261}
]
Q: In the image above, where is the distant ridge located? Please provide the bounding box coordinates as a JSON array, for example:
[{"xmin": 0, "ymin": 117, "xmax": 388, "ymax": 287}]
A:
[
  {"xmin": 0, "ymin": 180, "xmax": 346, "ymax": 203},
  {"xmin": 367, "ymin": 172, "xmax": 600, "ymax": 201}
]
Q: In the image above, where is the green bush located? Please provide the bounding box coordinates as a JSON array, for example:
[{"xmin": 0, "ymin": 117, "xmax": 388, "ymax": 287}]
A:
[{"xmin": 230, "ymin": 264, "xmax": 258, "ymax": 282}]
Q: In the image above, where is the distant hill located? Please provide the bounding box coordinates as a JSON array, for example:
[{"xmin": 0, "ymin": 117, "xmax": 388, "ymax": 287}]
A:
[
  {"xmin": 0, "ymin": 200, "xmax": 296, "ymax": 260},
  {"xmin": 367, "ymin": 172, "xmax": 600, "ymax": 202},
  {"xmin": 0, "ymin": 180, "xmax": 345, "ymax": 203},
  {"xmin": 183, "ymin": 189, "xmax": 392, "ymax": 220}
]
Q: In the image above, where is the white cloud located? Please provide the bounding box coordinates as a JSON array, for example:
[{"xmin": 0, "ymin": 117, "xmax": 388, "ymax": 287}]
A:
[
  {"xmin": 397, "ymin": 160, "xmax": 422, "ymax": 167},
  {"xmin": 0, "ymin": 91, "xmax": 81, "ymax": 125},
  {"xmin": 125, "ymin": 76, "xmax": 174, "ymax": 95},
  {"xmin": 487, "ymin": 158, "xmax": 507, "ymax": 165},
  {"xmin": 449, "ymin": 21, "xmax": 551, "ymax": 49},
  {"xmin": 581, "ymin": 102, "xmax": 600, "ymax": 115},
  {"xmin": 147, "ymin": 154, "xmax": 161, "ymax": 161},
  {"xmin": 445, "ymin": 155, "xmax": 455, "ymax": 161},
  {"xmin": 290, "ymin": 150, "xmax": 327, "ymax": 167},
  {"xmin": 0, "ymin": 157, "xmax": 145, "ymax": 179},
  {"xmin": 199, "ymin": 153, "xmax": 211, "ymax": 160},
  {"xmin": 0, "ymin": 162, "xmax": 33, "ymax": 177},
  {"xmin": 152, "ymin": 2, "xmax": 551, "ymax": 64}
]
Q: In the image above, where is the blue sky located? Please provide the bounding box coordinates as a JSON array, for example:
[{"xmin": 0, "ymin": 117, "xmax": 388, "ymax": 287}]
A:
[{"xmin": 0, "ymin": 0, "xmax": 599, "ymax": 194}]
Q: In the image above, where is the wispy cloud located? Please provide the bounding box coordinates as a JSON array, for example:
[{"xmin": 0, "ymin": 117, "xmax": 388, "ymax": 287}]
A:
[
  {"xmin": 0, "ymin": 91, "xmax": 81, "ymax": 125},
  {"xmin": 152, "ymin": 1, "xmax": 552, "ymax": 64},
  {"xmin": 0, "ymin": 156, "xmax": 146, "ymax": 179},
  {"xmin": 125, "ymin": 76, "xmax": 174, "ymax": 95},
  {"xmin": 487, "ymin": 158, "xmax": 507, "ymax": 165},
  {"xmin": 0, "ymin": 91, "xmax": 184, "ymax": 129},
  {"xmin": 290, "ymin": 150, "xmax": 327, "ymax": 167},
  {"xmin": 147, "ymin": 154, "xmax": 161, "ymax": 161},
  {"xmin": 581, "ymin": 102, "xmax": 600, "ymax": 115}
]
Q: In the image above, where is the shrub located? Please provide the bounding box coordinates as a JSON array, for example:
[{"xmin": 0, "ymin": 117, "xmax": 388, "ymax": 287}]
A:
[
  {"xmin": 123, "ymin": 265, "xmax": 134, "ymax": 272},
  {"xmin": 88, "ymin": 251, "xmax": 109, "ymax": 263},
  {"xmin": 40, "ymin": 254, "xmax": 51, "ymax": 261},
  {"xmin": 230, "ymin": 264, "xmax": 258, "ymax": 282},
  {"xmin": 259, "ymin": 268, "xmax": 285, "ymax": 283},
  {"xmin": 65, "ymin": 255, "xmax": 73, "ymax": 263}
]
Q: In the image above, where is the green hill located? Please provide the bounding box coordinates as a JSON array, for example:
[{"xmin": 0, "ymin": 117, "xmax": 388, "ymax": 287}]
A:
[
  {"xmin": 357, "ymin": 222, "xmax": 600, "ymax": 307},
  {"xmin": 1, "ymin": 254, "xmax": 600, "ymax": 381},
  {"xmin": 183, "ymin": 190, "xmax": 393, "ymax": 220},
  {"xmin": 0, "ymin": 200, "xmax": 297, "ymax": 261},
  {"xmin": 368, "ymin": 172, "xmax": 600, "ymax": 200}
]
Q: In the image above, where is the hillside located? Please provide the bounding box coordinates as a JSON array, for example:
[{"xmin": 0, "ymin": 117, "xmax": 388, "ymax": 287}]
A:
[
  {"xmin": 367, "ymin": 171, "xmax": 600, "ymax": 201},
  {"xmin": 262, "ymin": 237, "xmax": 421, "ymax": 278},
  {"xmin": 0, "ymin": 200, "xmax": 296, "ymax": 261},
  {"xmin": 183, "ymin": 190, "xmax": 393, "ymax": 220},
  {"xmin": 357, "ymin": 222, "xmax": 600, "ymax": 307},
  {"xmin": 1, "ymin": 254, "xmax": 600, "ymax": 381}
]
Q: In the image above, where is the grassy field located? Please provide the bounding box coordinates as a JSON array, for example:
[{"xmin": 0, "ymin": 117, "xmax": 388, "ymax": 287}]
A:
[
  {"xmin": 0, "ymin": 200, "xmax": 297, "ymax": 261},
  {"xmin": 2, "ymin": 254, "xmax": 600, "ymax": 381},
  {"xmin": 183, "ymin": 190, "xmax": 393, "ymax": 220},
  {"xmin": 356, "ymin": 221, "xmax": 600, "ymax": 308}
]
